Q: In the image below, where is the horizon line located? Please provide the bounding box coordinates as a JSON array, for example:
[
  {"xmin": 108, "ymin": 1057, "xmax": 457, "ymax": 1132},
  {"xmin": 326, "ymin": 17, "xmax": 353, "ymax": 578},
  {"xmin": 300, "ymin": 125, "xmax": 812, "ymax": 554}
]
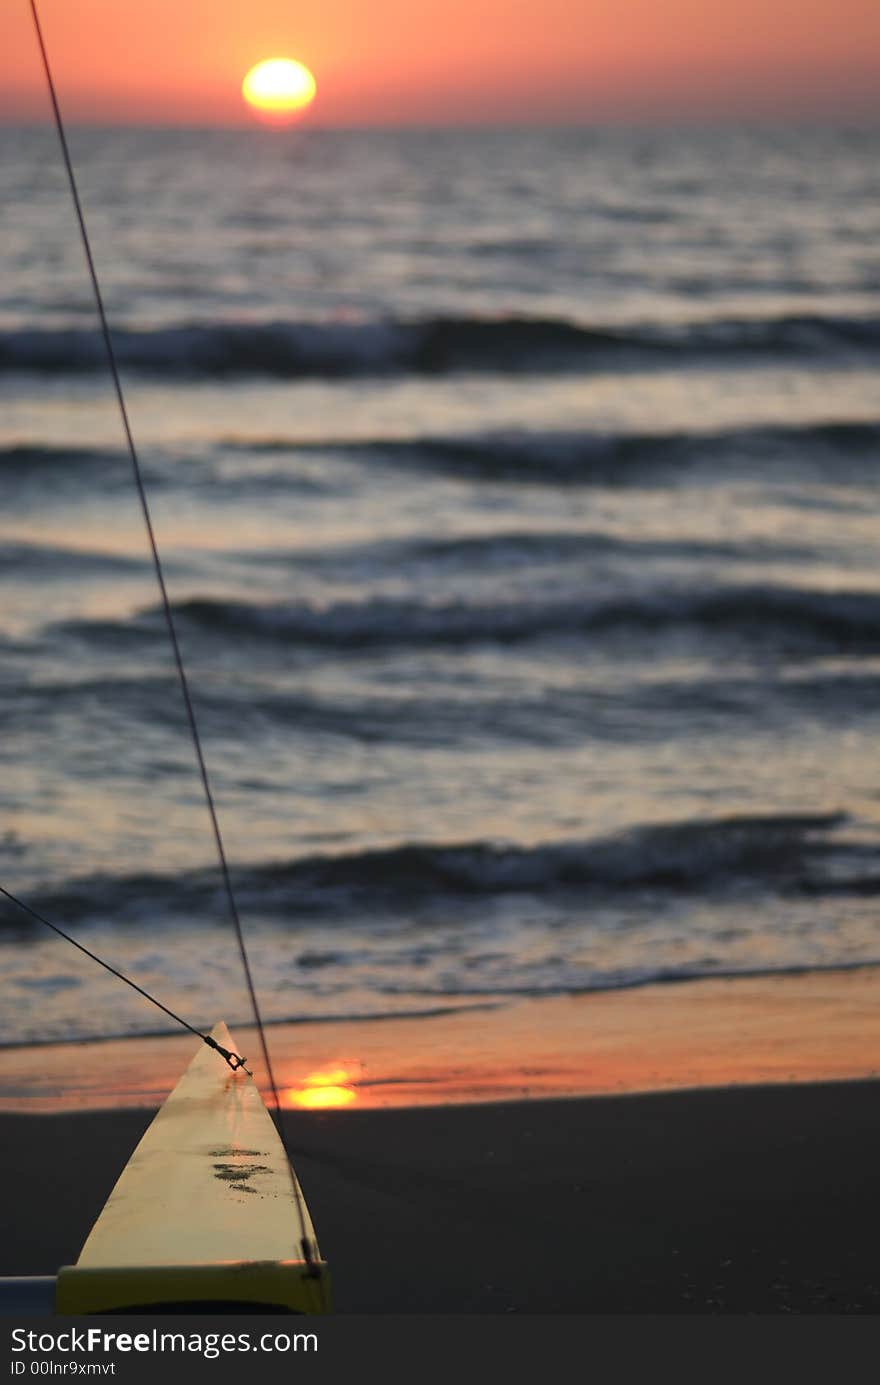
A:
[{"xmin": 3, "ymin": 112, "xmax": 880, "ymax": 133}]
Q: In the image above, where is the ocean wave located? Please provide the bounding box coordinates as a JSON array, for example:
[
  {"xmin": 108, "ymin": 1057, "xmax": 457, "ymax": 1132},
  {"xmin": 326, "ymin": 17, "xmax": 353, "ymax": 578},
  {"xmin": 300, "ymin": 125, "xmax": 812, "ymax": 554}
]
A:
[
  {"xmin": 6, "ymin": 811, "xmax": 854, "ymax": 930},
  {"xmin": 9, "ymin": 662, "xmax": 880, "ymax": 750},
  {"xmin": 0, "ymin": 443, "xmax": 170, "ymax": 498},
  {"xmin": 7, "ymin": 961, "xmax": 880, "ymax": 1051},
  {"xmin": 360, "ymin": 528, "xmax": 802, "ymax": 568},
  {"xmin": 2, "ymin": 311, "xmax": 879, "ymax": 378},
  {"xmin": 0, "ymin": 539, "xmax": 147, "ymax": 579},
  {"xmin": 52, "ymin": 583, "xmax": 880, "ymax": 655},
  {"xmin": 4, "ymin": 420, "xmax": 876, "ymax": 500},
  {"xmin": 0, "ymin": 1000, "xmax": 505, "ymax": 1050},
  {"xmin": 0, "ymin": 442, "xmax": 125, "ymax": 471},
  {"xmin": 225, "ymin": 418, "xmax": 880, "ymax": 486}
]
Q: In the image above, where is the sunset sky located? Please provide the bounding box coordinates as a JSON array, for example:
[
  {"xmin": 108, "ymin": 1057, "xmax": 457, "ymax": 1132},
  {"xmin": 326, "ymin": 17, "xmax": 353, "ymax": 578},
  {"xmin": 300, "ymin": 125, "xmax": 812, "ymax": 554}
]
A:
[{"xmin": 5, "ymin": 0, "xmax": 880, "ymax": 126}]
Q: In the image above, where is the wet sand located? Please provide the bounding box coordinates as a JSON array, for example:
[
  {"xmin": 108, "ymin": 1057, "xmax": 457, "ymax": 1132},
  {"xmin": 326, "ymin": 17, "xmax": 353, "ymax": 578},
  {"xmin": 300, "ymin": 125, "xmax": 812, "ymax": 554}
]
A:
[{"xmin": 4, "ymin": 966, "xmax": 880, "ymax": 1113}]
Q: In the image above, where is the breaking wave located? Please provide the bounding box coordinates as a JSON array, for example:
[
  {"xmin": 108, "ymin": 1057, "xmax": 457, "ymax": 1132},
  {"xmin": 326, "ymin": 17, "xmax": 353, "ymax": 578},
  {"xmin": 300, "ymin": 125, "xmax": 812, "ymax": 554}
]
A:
[
  {"xmin": 8, "ymin": 811, "xmax": 857, "ymax": 929},
  {"xmin": 53, "ymin": 583, "xmax": 880, "ymax": 655}
]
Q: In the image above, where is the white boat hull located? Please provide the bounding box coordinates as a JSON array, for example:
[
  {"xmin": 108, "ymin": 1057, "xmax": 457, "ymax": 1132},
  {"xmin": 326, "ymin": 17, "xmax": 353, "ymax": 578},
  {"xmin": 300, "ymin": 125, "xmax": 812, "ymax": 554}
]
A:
[{"xmin": 56, "ymin": 1023, "xmax": 330, "ymax": 1313}]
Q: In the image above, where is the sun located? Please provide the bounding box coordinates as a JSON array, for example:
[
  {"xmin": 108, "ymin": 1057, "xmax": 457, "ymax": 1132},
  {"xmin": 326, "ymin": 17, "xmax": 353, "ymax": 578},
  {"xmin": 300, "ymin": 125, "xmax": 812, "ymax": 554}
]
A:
[{"xmin": 242, "ymin": 58, "xmax": 317, "ymax": 122}]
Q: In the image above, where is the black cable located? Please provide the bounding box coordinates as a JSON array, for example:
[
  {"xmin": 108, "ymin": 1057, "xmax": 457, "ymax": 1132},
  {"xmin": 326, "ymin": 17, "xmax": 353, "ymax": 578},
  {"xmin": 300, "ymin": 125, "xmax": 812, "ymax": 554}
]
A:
[{"xmin": 0, "ymin": 883, "xmax": 250, "ymax": 1072}]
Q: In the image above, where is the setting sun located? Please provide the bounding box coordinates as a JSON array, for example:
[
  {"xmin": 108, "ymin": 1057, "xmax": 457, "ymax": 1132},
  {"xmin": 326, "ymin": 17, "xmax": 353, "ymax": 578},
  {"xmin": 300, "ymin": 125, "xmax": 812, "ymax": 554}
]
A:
[{"xmin": 242, "ymin": 58, "xmax": 316, "ymax": 121}]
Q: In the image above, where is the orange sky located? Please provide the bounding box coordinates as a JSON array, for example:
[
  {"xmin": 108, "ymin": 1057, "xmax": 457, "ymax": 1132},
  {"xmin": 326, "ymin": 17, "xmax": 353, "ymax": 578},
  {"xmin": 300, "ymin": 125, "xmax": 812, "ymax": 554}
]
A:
[{"xmin": 5, "ymin": 0, "xmax": 880, "ymax": 126}]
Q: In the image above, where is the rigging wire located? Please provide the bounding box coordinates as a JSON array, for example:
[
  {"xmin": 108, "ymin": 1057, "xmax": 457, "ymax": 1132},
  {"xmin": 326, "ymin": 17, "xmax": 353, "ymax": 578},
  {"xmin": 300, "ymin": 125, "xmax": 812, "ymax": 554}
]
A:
[
  {"xmin": 0, "ymin": 883, "xmax": 251, "ymax": 1073},
  {"xmin": 27, "ymin": 0, "xmax": 316, "ymax": 1267}
]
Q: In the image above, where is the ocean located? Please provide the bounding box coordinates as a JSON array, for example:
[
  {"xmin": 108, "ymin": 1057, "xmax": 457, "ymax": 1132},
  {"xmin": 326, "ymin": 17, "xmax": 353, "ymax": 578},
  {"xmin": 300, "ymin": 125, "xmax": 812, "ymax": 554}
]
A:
[{"xmin": 2, "ymin": 123, "xmax": 880, "ymax": 1049}]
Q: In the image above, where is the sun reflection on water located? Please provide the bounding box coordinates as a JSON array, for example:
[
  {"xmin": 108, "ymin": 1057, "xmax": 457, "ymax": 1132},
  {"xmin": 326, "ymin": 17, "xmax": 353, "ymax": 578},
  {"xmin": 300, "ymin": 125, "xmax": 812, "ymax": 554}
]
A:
[{"xmin": 285, "ymin": 1066, "xmax": 358, "ymax": 1109}]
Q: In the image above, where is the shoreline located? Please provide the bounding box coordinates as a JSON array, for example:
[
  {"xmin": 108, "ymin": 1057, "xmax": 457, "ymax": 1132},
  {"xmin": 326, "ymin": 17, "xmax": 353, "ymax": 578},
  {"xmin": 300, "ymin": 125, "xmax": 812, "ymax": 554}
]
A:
[{"xmin": 5, "ymin": 964, "xmax": 880, "ymax": 1113}]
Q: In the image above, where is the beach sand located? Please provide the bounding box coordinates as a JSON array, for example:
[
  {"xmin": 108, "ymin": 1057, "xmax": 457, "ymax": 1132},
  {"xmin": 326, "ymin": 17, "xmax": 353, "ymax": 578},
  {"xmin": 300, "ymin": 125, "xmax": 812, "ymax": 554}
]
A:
[
  {"xmin": 3, "ymin": 1081, "xmax": 880, "ymax": 1312},
  {"xmin": 4, "ymin": 969, "xmax": 880, "ymax": 1312}
]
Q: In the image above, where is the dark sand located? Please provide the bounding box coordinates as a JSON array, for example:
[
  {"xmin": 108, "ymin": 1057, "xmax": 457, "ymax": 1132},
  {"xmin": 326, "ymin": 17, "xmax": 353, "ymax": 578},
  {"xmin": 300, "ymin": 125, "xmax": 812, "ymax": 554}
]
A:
[{"xmin": 4, "ymin": 1080, "xmax": 880, "ymax": 1313}]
